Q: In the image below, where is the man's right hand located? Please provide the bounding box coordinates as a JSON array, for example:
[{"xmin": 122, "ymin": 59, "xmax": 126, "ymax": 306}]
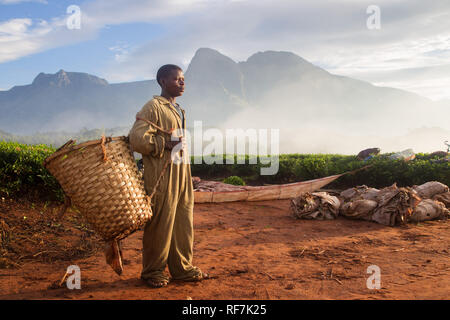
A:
[{"xmin": 164, "ymin": 139, "xmax": 181, "ymax": 151}]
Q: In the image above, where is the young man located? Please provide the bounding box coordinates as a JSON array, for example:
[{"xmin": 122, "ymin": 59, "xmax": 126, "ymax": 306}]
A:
[{"xmin": 128, "ymin": 64, "xmax": 207, "ymax": 288}]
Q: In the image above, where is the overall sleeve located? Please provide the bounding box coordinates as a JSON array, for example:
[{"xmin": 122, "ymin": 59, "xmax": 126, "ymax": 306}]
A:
[{"xmin": 128, "ymin": 103, "xmax": 166, "ymax": 158}]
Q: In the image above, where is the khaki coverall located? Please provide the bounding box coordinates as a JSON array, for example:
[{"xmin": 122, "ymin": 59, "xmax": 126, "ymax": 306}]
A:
[{"xmin": 128, "ymin": 95, "xmax": 198, "ymax": 282}]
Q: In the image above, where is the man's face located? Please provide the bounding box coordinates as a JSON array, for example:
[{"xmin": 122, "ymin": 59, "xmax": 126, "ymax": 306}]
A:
[{"xmin": 161, "ymin": 69, "xmax": 185, "ymax": 97}]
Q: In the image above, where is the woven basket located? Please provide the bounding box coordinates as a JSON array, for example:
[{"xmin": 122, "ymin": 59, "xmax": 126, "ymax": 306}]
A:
[{"xmin": 43, "ymin": 135, "xmax": 152, "ymax": 241}]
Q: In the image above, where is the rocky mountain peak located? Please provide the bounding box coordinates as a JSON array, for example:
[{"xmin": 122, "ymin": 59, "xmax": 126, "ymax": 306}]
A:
[
  {"xmin": 32, "ymin": 70, "xmax": 108, "ymax": 88},
  {"xmin": 185, "ymin": 47, "xmax": 244, "ymax": 98},
  {"xmin": 186, "ymin": 48, "xmax": 239, "ymax": 75}
]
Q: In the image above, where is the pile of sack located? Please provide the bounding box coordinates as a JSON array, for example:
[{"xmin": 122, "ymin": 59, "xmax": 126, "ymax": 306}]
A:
[
  {"xmin": 291, "ymin": 192, "xmax": 340, "ymax": 220},
  {"xmin": 291, "ymin": 181, "xmax": 450, "ymax": 226}
]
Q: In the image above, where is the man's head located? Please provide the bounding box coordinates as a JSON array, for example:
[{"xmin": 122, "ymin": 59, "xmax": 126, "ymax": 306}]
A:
[{"xmin": 156, "ymin": 64, "xmax": 184, "ymax": 98}]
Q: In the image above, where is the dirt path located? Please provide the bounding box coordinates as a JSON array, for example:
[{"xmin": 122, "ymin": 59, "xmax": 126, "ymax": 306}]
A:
[{"xmin": 1, "ymin": 199, "xmax": 449, "ymax": 300}]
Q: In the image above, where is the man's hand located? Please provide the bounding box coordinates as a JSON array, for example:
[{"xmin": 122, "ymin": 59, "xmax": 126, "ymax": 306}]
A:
[
  {"xmin": 164, "ymin": 137, "xmax": 186, "ymax": 151},
  {"xmin": 165, "ymin": 140, "xmax": 180, "ymax": 151}
]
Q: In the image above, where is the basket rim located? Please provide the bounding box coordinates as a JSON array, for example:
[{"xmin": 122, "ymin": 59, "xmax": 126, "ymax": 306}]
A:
[{"xmin": 43, "ymin": 135, "xmax": 128, "ymax": 168}]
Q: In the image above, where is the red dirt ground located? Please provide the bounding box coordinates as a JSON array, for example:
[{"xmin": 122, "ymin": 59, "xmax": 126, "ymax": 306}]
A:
[{"xmin": 0, "ymin": 196, "xmax": 449, "ymax": 300}]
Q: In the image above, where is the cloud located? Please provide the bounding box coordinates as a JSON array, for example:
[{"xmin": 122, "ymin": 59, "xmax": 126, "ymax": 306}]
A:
[
  {"xmin": 0, "ymin": 18, "xmax": 52, "ymax": 62},
  {"xmin": 338, "ymin": 64, "xmax": 450, "ymax": 101},
  {"xmin": 0, "ymin": 15, "xmax": 89, "ymax": 63},
  {"xmin": 95, "ymin": 0, "xmax": 450, "ymax": 99},
  {"xmin": 1, "ymin": 0, "xmax": 450, "ymax": 100},
  {"xmin": 81, "ymin": 0, "xmax": 209, "ymax": 26},
  {"xmin": 0, "ymin": 0, "xmax": 214, "ymax": 64},
  {"xmin": 108, "ymin": 42, "xmax": 132, "ymax": 62},
  {"xmin": 0, "ymin": 18, "xmax": 32, "ymax": 34}
]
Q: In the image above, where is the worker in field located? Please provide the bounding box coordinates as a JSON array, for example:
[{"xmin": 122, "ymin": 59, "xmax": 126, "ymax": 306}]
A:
[{"xmin": 128, "ymin": 64, "xmax": 208, "ymax": 288}]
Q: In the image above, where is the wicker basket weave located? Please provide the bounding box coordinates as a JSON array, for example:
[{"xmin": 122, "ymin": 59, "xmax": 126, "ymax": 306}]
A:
[{"xmin": 43, "ymin": 135, "xmax": 152, "ymax": 241}]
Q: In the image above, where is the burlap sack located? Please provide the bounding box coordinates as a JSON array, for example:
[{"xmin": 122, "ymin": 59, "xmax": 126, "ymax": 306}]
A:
[
  {"xmin": 371, "ymin": 184, "xmax": 421, "ymax": 226},
  {"xmin": 291, "ymin": 192, "xmax": 340, "ymax": 220},
  {"xmin": 433, "ymin": 192, "xmax": 450, "ymax": 209},
  {"xmin": 413, "ymin": 181, "xmax": 449, "ymax": 199},
  {"xmin": 410, "ymin": 199, "xmax": 449, "ymax": 222},
  {"xmin": 340, "ymin": 185, "xmax": 379, "ymax": 202},
  {"xmin": 340, "ymin": 199, "xmax": 378, "ymax": 221}
]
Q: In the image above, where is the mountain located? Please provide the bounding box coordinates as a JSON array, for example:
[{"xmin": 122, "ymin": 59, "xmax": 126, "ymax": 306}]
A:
[
  {"xmin": 32, "ymin": 69, "xmax": 108, "ymax": 88},
  {"xmin": 225, "ymin": 50, "xmax": 447, "ymax": 135},
  {"xmin": 180, "ymin": 48, "xmax": 248, "ymax": 125},
  {"xmin": 0, "ymin": 48, "xmax": 448, "ymax": 138},
  {"xmin": 182, "ymin": 48, "xmax": 447, "ymax": 135},
  {"xmin": 0, "ymin": 69, "xmax": 157, "ymax": 134}
]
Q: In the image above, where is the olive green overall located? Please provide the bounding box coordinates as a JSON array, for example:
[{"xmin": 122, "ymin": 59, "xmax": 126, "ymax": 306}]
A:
[{"xmin": 128, "ymin": 95, "xmax": 199, "ymax": 282}]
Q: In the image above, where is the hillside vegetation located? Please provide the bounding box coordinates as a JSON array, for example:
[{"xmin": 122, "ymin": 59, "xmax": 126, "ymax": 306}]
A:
[{"xmin": 1, "ymin": 140, "xmax": 448, "ymax": 202}]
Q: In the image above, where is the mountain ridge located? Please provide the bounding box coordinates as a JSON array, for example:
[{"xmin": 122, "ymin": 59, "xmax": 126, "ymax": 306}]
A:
[
  {"xmin": 0, "ymin": 48, "xmax": 448, "ymax": 137},
  {"xmin": 31, "ymin": 69, "xmax": 109, "ymax": 88}
]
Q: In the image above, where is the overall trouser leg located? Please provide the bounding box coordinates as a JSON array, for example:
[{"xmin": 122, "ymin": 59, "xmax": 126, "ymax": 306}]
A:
[
  {"xmin": 141, "ymin": 166, "xmax": 179, "ymax": 281},
  {"xmin": 168, "ymin": 163, "xmax": 198, "ymax": 279},
  {"xmin": 167, "ymin": 194, "xmax": 195, "ymax": 278}
]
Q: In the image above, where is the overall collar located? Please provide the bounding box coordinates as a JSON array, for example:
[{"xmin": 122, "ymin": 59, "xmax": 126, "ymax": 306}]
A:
[
  {"xmin": 154, "ymin": 95, "xmax": 180, "ymax": 107},
  {"xmin": 153, "ymin": 95, "xmax": 184, "ymax": 130}
]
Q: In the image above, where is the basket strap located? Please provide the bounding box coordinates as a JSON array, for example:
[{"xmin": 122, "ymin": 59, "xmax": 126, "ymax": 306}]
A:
[
  {"xmin": 56, "ymin": 194, "xmax": 72, "ymax": 221},
  {"xmin": 147, "ymin": 157, "xmax": 172, "ymax": 201},
  {"xmin": 101, "ymin": 134, "xmax": 111, "ymax": 162},
  {"xmin": 135, "ymin": 117, "xmax": 185, "ymax": 203},
  {"xmin": 55, "ymin": 139, "xmax": 76, "ymax": 153},
  {"xmin": 136, "ymin": 116, "xmax": 182, "ymax": 138}
]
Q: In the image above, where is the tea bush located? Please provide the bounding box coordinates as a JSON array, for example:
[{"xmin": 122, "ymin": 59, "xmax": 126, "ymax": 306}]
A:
[
  {"xmin": 1, "ymin": 140, "xmax": 448, "ymax": 201},
  {"xmin": 223, "ymin": 176, "xmax": 246, "ymax": 186},
  {"xmin": 0, "ymin": 141, "xmax": 63, "ymax": 200}
]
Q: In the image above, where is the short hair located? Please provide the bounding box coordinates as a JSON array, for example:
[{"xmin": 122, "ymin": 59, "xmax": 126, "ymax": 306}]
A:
[{"xmin": 156, "ymin": 64, "xmax": 182, "ymax": 86}]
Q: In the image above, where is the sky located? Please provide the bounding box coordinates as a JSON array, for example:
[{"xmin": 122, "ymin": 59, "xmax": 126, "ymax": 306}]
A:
[{"xmin": 0, "ymin": 0, "xmax": 449, "ymax": 101}]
